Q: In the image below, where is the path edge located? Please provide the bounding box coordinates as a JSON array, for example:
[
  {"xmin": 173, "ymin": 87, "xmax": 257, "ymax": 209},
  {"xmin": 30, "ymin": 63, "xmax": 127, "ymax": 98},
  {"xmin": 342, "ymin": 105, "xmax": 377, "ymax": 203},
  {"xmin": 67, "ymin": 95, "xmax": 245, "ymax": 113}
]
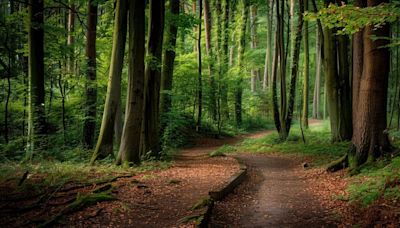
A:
[{"xmin": 197, "ymin": 156, "xmax": 247, "ymax": 228}]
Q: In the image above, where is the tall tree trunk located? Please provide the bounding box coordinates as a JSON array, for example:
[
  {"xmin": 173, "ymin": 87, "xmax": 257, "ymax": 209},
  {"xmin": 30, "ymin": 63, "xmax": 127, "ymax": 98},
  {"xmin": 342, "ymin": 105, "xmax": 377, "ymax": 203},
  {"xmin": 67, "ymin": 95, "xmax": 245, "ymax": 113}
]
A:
[
  {"xmin": 160, "ymin": 0, "xmax": 180, "ymax": 132},
  {"xmin": 263, "ymin": 0, "xmax": 273, "ymax": 90},
  {"xmin": 250, "ymin": 4, "xmax": 259, "ymax": 92},
  {"xmin": 350, "ymin": 0, "xmax": 391, "ymax": 168},
  {"xmin": 322, "ymin": 0, "xmax": 352, "ymax": 142},
  {"xmin": 196, "ymin": 0, "xmax": 202, "ymax": 132},
  {"xmin": 235, "ymin": 0, "xmax": 249, "ymax": 126},
  {"xmin": 203, "ymin": 0, "xmax": 217, "ymax": 121},
  {"xmin": 312, "ymin": 27, "xmax": 322, "ymax": 119},
  {"xmin": 92, "ymin": 0, "xmax": 128, "ymax": 163},
  {"xmin": 83, "ymin": 0, "xmax": 98, "ymax": 149},
  {"xmin": 141, "ymin": 0, "xmax": 165, "ymax": 157},
  {"xmin": 67, "ymin": 3, "xmax": 75, "ymax": 75},
  {"xmin": 26, "ymin": 0, "xmax": 46, "ymax": 159},
  {"xmin": 302, "ymin": 0, "xmax": 309, "ymax": 128},
  {"xmin": 220, "ymin": 0, "xmax": 230, "ymax": 119},
  {"xmin": 117, "ymin": 0, "xmax": 146, "ymax": 165}
]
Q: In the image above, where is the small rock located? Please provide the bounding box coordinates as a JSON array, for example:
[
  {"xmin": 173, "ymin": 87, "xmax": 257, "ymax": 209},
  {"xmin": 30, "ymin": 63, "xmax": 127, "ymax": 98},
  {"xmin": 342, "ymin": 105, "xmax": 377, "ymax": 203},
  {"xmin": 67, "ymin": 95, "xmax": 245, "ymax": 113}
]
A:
[{"xmin": 302, "ymin": 162, "xmax": 309, "ymax": 169}]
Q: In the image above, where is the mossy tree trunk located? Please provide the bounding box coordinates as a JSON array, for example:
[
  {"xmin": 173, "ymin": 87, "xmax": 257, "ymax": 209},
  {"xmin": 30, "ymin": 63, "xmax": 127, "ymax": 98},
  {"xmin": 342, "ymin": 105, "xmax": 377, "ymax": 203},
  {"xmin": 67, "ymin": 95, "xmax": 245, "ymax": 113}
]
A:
[
  {"xmin": 117, "ymin": 0, "xmax": 146, "ymax": 165},
  {"xmin": 196, "ymin": 0, "xmax": 203, "ymax": 132},
  {"xmin": 83, "ymin": 0, "xmax": 98, "ymax": 149},
  {"xmin": 141, "ymin": 0, "xmax": 165, "ymax": 157},
  {"xmin": 234, "ymin": 0, "xmax": 249, "ymax": 127},
  {"xmin": 27, "ymin": 0, "xmax": 46, "ymax": 160},
  {"xmin": 92, "ymin": 0, "xmax": 128, "ymax": 163},
  {"xmin": 250, "ymin": 4, "xmax": 259, "ymax": 92}
]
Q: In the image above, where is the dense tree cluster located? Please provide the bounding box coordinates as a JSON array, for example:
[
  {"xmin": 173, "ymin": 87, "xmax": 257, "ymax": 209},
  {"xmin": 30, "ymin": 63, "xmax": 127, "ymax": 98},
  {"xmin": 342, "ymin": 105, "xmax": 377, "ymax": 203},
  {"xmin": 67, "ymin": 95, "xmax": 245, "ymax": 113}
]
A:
[{"xmin": 0, "ymin": 0, "xmax": 398, "ymax": 169}]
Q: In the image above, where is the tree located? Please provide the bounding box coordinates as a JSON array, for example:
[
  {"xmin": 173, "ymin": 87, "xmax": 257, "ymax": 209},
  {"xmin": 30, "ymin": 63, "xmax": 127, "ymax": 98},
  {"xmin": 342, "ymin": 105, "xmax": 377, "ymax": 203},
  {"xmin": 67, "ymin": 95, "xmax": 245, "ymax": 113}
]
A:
[
  {"xmin": 196, "ymin": 0, "xmax": 202, "ymax": 131},
  {"xmin": 83, "ymin": 0, "xmax": 98, "ymax": 149},
  {"xmin": 234, "ymin": 0, "xmax": 249, "ymax": 126},
  {"xmin": 263, "ymin": 0, "xmax": 273, "ymax": 90},
  {"xmin": 116, "ymin": 0, "xmax": 146, "ymax": 165},
  {"xmin": 349, "ymin": 0, "xmax": 392, "ymax": 168},
  {"xmin": 321, "ymin": 0, "xmax": 352, "ymax": 142},
  {"xmin": 26, "ymin": 0, "xmax": 46, "ymax": 160},
  {"xmin": 250, "ymin": 4, "xmax": 259, "ymax": 92},
  {"xmin": 92, "ymin": 0, "xmax": 128, "ymax": 163},
  {"xmin": 141, "ymin": 0, "xmax": 165, "ymax": 157},
  {"xmin": 302, "ymin": 0, "xmax": 309, "ymax": 128},
  {"xmin": 272, "ymin": 0, "xmax": 304, "ymax": 140},
  {"xmin": 160, "ymin": 0, "xmax": 180, "ymax": 124},
  {"xmin": 312, "ymin": 26, "xmax": 322, "ymax": 119}
]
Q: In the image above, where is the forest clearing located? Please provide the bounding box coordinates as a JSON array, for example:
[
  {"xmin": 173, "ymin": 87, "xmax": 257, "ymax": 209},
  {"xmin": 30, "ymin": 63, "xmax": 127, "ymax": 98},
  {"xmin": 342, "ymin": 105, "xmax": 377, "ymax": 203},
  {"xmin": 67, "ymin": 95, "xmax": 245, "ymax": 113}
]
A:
[{"xmin": 1, "ymin": 0, "xmax": 400, "ymax": 227}]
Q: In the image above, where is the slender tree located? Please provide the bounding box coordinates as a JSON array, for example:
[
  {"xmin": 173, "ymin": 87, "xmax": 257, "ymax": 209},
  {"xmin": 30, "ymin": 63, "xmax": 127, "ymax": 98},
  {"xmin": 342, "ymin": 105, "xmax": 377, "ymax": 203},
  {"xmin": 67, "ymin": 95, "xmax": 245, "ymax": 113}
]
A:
[
  {"xmin": 196, "ymin": 0, "xmax": 203, "ymax": 131},
  {"xmin": 263, "ymin": 0, "xmax": 274, "ymax": 90},
  {"xmin": 302, "ymin": 0, "xmax": 309, "ymax": 128},
  {"xmin": 26, "ymin": 0, "xmax": 46, "ymax": 159},
  {"xmin": 92, "ymin": 0, "xmax": 128, "ymax": 163},
  {"xmin": 83, "ymin": 0, "xmax": 98, "ymax": 149},
  {"xmin": 117, "ymin": 0, "xmax": 146, "ymax": 165},
  {"xmin": 250, "ymin": 4, "xmax": 259, "ymax": 92}
]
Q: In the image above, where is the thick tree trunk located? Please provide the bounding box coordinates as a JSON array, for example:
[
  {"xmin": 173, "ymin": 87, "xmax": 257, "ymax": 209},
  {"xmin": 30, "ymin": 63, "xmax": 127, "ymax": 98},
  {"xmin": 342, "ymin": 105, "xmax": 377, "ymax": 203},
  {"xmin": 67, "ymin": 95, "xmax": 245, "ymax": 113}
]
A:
[
  {"xmin": 117, "ymin": 0, "xmax": 146, "ymax": 165},
  {"xmin": 141, "ymin": 0, "xmax": 165, "ymax": 157},
  {"xmin": 160, "ymin": 0, "xmax": 180, "ymax": 128},
  {"xmin": 83, "ymin": 0, "xmax": 98, "ymax": 149},
  {"xmin": 27, "ymin": 0, "xmax": 46, "ymax": 159},
  {"xmin": 92, "ymin": 0, "xmax": 128, "ymax": 163},
  {"xmin": 350, "ymin": 0, "xmax": 391, "ymax": 168}
]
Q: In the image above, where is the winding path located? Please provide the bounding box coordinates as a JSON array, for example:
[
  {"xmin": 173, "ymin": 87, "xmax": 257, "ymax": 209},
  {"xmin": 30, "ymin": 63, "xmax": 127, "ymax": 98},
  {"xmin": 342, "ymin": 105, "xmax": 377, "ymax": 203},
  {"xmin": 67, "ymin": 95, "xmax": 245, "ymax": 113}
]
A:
[{"xmin": 211, "ymin": 128, "xmax": 339, "ymax": 227}]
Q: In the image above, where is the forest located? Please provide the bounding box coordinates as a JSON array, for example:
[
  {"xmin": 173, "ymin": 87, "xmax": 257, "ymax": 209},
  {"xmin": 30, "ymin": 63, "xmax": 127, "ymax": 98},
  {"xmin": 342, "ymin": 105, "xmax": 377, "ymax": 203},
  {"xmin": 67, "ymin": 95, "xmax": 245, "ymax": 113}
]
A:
[{"xmin": 0, "ymin": 0, "xmax": 400, "ymax": 227}]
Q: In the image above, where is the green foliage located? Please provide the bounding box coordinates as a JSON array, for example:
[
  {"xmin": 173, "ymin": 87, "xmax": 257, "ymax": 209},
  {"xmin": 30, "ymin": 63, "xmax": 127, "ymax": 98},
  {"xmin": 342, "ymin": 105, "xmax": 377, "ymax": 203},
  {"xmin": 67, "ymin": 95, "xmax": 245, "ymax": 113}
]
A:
[
  {"xmin": 306, "ymin": 2, "xmax": 400, "ymax": 35},
  {"xmin": 209, "ymin": 144, "xmax": 236, "ymax": 157}
]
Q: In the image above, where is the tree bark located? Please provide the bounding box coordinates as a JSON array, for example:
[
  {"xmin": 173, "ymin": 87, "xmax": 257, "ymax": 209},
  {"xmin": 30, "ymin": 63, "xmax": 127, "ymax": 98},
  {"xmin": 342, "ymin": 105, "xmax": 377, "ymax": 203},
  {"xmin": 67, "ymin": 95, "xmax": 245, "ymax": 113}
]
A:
[
  {"xmin": 117, "ymin": 0, "xmax": 146, "ymax": 165},
  {"xmin": 350, "ymin": 0, "xmax": 391, "ymax": 168},
  {"xmin": 141, "ymin": 0, "xmax": 165, "ymax": 157},
  {"xmin": 196, "ymin": 0, "xmax": 202, "ymax": 132},
  {"xmin": 312, "ymin": 27, "xmax": 322, "ymax": 119},
  {"xmin": 26, "ymin": 0, "xmax": 46, "ymax": 159},
  {"xmin": 302, "ymin": 0, "xmax": 309, "ymax": 128},
  {"xmin": 83, "ymin": 0, "xmax": 98, "ymax": 149},
  {"xmin": 160, "ymin": 0, "xmax": 180, "ymax": 128},
  {"xmin": 92, "ymin": 0, "xmax": 128, "ymax": 163},
  {"xmin": 250, "ymin": 4, "xmax": 259, "ymax": 92},
  {"xmin": 234, "ymin": 0, "xmax": 249, "ymax": 126},
  {"xmin": 263, "ymin": 0, "xmax": 273, "ymax": 90}
]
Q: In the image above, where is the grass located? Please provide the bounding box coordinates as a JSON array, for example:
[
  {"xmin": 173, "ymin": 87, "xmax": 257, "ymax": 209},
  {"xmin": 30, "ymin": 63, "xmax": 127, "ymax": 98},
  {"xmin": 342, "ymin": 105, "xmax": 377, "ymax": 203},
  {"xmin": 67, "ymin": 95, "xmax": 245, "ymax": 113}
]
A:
[{"xmin": 235, "ymin": 120, "xmax": 349, "ymax": 166}]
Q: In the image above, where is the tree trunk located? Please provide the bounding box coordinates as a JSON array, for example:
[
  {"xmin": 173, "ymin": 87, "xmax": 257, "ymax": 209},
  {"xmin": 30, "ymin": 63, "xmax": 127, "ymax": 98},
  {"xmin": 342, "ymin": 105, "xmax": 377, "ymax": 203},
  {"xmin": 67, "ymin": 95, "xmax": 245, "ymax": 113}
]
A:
[
  {"xmin": 141, "ymin": 0, "xmax": 165, "ymax": 157},
  {"xmin": 203, "ymin": 0, "xmax": 217, "ymax": 121},
  {"xmin": 350, "ymin": 0, "xmax": 391, "ymax": 168},
  {"xmin": 302, "ymin": 0, "xmax": 309, "ymax": 128},
  {"xmin": 160, "ymin": 0, "xmax": 180, "ymax": 130},
  {"xmin": 92, "ymin": 0, "xmax": 128, "ymax": 163},
  {"xmin": 83, "ymin": 0, "xmax": 98, "ymax": 149},
  {"xmin": 263, "ymin": 0, "xmax": 273, "ymax": 90},
  {"xmin": 67, "ymin": 3, "xmax": 75, "ymax": 75},
  {"xmin": 116, "ymin": 0, "xmax": 146, "ymax": 165},
  {"xmin": 220, "ymin": 0, "xmax": 230, "ymax": 119},
  {"xmin": 312, "ymin": 27, "xmax": 322, "ymax": 119},
  {"xmin": 234, "ymin": 0, "xmax": 249, "ymax": 127},
  {"xmin": 196, "ymin": 0, "xmax": 202, "ymax": 132},
  {"xmin": 250, "ymin": 4, "xmax": 258, "ymax": 92},
  {"xmin": 26, "ymin": 0, "xmax": 46, "ymax": 159}
]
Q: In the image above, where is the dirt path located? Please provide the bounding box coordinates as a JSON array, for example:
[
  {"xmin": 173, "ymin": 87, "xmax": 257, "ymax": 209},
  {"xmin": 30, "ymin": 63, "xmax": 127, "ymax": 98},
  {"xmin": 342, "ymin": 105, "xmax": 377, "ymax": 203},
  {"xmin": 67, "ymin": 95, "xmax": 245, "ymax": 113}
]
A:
[{"xmin": 211, "ymin": 124, "xmax": 340, "ymax": 227}]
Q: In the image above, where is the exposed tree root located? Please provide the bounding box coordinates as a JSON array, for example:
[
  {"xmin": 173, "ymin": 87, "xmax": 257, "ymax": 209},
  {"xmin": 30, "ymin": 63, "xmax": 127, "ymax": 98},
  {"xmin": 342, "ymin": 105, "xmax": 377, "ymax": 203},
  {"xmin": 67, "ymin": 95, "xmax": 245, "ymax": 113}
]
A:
[
  {"xmin": 326, "ymin": 154, "xmax": 348, "ymax": 172},
  {"xmin": 39, "ymin": 184, "xmax": 116, "ymax": 227}
]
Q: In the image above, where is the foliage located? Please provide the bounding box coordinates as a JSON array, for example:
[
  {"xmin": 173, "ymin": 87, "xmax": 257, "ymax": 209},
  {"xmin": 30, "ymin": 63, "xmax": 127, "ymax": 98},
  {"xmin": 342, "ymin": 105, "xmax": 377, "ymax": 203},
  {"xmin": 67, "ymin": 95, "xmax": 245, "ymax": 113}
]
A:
[{"xmin": 306, "ymin": 2, "xmax": 400, "ymax": 35}]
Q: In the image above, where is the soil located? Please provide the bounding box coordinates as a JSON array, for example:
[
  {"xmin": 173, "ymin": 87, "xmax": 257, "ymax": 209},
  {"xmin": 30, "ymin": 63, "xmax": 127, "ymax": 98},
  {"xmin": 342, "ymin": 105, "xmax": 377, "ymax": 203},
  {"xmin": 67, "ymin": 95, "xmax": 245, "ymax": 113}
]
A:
[
  {"xmin": 210, "ymin": 153, "xmax": 341, "ymax": 227},
  {"xmin": 0, "ymin": 131, "xmax": 265, "ymax": 228}
]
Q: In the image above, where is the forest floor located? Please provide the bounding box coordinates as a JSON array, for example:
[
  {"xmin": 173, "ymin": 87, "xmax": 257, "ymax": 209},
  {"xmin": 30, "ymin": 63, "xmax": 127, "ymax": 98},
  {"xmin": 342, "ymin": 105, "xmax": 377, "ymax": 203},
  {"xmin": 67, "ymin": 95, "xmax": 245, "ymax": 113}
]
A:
[{"xmin": 0, "ymin": 131, "xmax": 267, "ymax": 227}]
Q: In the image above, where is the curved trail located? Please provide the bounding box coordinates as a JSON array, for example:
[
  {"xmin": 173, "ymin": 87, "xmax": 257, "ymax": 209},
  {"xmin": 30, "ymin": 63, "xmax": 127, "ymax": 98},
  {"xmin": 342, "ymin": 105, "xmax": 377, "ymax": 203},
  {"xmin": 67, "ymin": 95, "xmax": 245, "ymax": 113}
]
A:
[{"xmin": 211, "ymin": 126, "xmax": 339, "ymax": 227}]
